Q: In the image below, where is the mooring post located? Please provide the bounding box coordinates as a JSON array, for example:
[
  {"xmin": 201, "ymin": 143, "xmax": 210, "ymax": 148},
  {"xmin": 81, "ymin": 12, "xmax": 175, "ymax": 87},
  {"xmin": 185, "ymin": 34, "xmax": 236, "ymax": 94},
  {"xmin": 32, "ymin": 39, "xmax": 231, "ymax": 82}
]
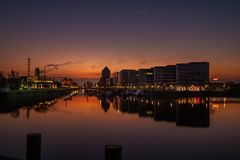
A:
[
  {"xmin": 105, "ymin": 144, "xmax": 122, "ymax": 160},
  {"xmin": 26, "ymin": 133, "xmax": 41, "ymax": 160}
]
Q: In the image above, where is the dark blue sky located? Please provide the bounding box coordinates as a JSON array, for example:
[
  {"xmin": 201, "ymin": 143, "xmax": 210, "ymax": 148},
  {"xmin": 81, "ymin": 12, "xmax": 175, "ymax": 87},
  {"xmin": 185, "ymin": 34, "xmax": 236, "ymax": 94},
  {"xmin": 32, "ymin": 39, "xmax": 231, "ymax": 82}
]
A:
[
  {"xmin": 1, "ymin": 0, "xmax": 239, "ymax": 38},
  {"xmin": 0, "ymin": 0, "xmax": 240, "ymax": 80}
]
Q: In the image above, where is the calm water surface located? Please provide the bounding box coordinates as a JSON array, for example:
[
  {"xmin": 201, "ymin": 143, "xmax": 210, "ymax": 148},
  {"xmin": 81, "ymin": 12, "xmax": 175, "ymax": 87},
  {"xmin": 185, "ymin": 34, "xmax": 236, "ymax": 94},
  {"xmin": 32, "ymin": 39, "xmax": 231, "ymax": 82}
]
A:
[{"xmin": 0, "ymin": 95, "xmax": 240, "ymax": 160}]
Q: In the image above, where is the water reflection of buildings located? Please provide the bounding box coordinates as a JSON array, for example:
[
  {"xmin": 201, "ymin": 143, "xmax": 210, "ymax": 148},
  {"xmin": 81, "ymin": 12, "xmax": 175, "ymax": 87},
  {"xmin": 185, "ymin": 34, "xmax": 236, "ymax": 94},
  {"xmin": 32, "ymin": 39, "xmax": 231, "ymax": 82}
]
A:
[
  {"xmin": 99, "ymin": 97, "xmax": 111, "ymax": 113},
  {"xmin": 32, "ymin": 99, "xmax": 57, "ymax": 113},
  {"xmin": 0, "ymin": 90, "xmax": 80, "ymax": 119},
  {"xmin": 25, "ymin": 99, "xmax": 58, "ymax": 119},
  {"xmin": 176, "ymin": 98, "xmax": 209, "ymax": 127},
  {"xmin": 0, "ymin": 99, "xmax": 57, "ymax": 119},
  {"xmin": 112, "ymin": 97, "xmax": 210, "ymax": 128},
  {"xmin": 154, "ymin": 100, "xmax": 176, "ymax": 122}
]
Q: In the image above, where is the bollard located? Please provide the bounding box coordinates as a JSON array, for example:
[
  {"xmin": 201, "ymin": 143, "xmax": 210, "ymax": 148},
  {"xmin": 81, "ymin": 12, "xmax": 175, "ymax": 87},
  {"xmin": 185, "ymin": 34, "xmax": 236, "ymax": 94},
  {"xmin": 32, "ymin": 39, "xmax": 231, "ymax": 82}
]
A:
[
  {"xmin": 105, "ymin": 144, "xmax": 122, "ymax": 160},
  {"xmin": 26, "ymin": 133, "xmax": 41, "ymax": 160}
]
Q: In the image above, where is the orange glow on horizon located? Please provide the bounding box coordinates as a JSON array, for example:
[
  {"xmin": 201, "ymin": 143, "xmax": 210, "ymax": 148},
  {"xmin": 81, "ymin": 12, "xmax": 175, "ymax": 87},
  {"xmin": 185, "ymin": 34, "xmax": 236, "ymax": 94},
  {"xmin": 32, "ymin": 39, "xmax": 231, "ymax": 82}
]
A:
[{"xmin": 1, "ymin": 49, "xmax": 240, "ymax": 80}]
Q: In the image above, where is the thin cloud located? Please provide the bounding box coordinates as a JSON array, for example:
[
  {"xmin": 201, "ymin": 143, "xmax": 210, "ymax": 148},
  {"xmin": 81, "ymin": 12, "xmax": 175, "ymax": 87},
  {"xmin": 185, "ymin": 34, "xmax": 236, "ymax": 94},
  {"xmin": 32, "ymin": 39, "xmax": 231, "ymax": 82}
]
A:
[
  {"xmin": 137, "ymin": 10, "xmax": 148, "ymax": 16},
  {"xmin": 138, "ymin": 59, "xmax": 148, "ymax": 65},
  {"xmin": 45, "ymin": 60, "xmax": 86, "ymax": 72},
  {"xmin": 46, "ymin": 60, "xmax": 85, "ymax": 67},
  {"xmin": 116, "ymin": 57, "xmax": 126, "ymax": 64},
  {"xmin": 90, "ymin": 65, "xmax": 96, "ymax": 69}
]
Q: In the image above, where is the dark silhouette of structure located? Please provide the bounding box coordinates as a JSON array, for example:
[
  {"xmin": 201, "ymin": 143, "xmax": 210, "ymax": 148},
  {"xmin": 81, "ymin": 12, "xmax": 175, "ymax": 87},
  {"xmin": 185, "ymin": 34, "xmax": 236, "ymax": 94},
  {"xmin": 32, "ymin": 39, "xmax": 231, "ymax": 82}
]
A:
[
  {"xmin": 27, "ymin": 57, "xmax": 31, "ymax": 78},
  {"xmin": 34, "ymin": 68, "xmax": 40, "ymax": 79},
  {"xmin": 105, "ymin": 145, "xmax": 122, "ymax": 160},
  {"xmin": 99, "ymin": 66, "xmax": 111, "ymax": 87},
  {"xmin": 101, "ymin": 61, "xmax": 210, "ymax": 89},
  {"xmin": 26, "ymin": 133, "xmax": 41, "ymax": 160},
  {"xmin": 102, "ymin": 66, "xmax": 110, "ymax": 79},
  {"xmin": 176, "ymin": 62, "xmax": 209, "ymax": 85}
]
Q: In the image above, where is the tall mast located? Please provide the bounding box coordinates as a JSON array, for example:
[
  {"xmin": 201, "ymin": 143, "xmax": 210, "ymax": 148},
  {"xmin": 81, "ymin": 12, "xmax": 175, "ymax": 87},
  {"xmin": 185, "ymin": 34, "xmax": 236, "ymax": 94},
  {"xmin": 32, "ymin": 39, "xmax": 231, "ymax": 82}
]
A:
[{"xmin": 27, "ymin": 57, "xmax": 31, "ymax": 78}]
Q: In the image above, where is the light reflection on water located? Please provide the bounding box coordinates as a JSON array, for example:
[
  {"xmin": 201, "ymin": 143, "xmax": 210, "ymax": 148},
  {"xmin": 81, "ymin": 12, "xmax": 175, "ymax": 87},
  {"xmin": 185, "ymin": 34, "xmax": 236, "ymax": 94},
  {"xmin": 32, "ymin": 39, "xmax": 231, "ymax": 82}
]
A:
[{"xmin": 0, "ymin": 95, "xmax": 240, "ymax": 160}]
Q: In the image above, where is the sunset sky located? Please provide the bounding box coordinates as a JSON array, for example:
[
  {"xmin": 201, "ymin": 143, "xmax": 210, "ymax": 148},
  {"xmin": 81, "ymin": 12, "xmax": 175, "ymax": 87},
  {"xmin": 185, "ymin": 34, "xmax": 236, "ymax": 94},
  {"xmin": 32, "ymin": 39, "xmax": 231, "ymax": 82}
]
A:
[{"xmin": 0, "ymin": 0, "xmax": 240, "ymax": 81}]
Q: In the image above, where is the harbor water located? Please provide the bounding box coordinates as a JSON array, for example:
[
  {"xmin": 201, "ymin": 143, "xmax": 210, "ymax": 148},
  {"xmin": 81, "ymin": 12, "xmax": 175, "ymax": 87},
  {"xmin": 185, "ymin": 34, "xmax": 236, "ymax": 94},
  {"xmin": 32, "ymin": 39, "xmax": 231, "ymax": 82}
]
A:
[{"xmin": 0, "ymin": 94, "xmax": 240, "ymax": 160}]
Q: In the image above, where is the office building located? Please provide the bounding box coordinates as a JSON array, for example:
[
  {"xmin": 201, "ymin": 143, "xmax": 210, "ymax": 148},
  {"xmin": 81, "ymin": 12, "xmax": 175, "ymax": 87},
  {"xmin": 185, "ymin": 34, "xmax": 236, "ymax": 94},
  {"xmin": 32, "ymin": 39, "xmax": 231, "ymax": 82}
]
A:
[
  {"xmin": 112, "ymin": 72, "xmax": 119, "ymax": 85},
  {"xmin": 138, "ymin": 68, "xmax": 154, "ymax": 85},
  {"xmin": 106, "ymin": 77, "xmax": 113, "ymax": 86},
  {"xmin": 119, "ymin": 69, "xmax": 138, "ymax": 86},
  {"xmin": 176, "ymin": 62, "xmax": 209, "ymax": 85},
  {"xmin": 154, "ymin": 65, "xmax": 176, "ymax": 84}
]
